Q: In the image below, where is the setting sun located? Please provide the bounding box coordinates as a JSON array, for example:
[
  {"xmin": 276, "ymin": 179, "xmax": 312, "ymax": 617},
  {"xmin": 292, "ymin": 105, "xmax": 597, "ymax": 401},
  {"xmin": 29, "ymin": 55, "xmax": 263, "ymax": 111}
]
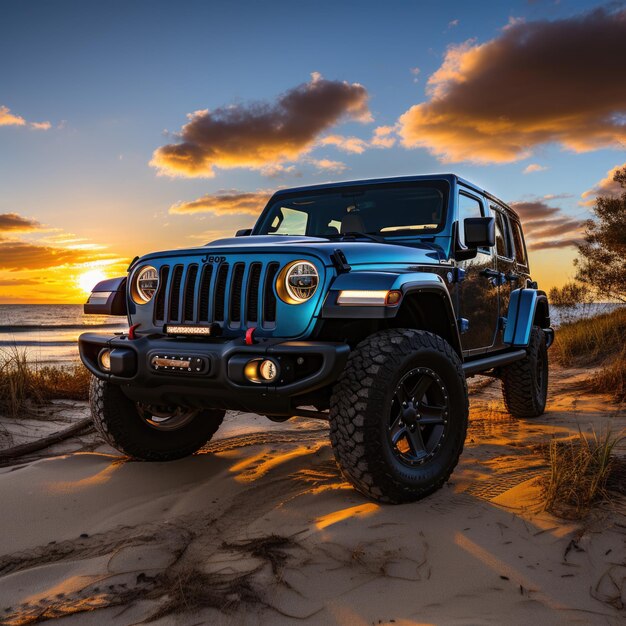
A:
[{"xmin": 77, "ymin": 269, "xmax": 107, "ymax": 294}]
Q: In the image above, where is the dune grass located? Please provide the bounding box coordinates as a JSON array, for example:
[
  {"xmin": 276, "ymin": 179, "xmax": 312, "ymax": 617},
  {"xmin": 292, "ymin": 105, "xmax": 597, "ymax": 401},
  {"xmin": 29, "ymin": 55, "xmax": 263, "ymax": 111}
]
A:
[
  {"xmin": 553, "ymin": 307, "xmax": 626, "ymax": 366},
  {"xmin": 543, "ymin": 428, "xmax": 625, "ymax": 519},
  {"xmin": 553, "ymin": 307, "xmax": 626, "ymax": 401},
  {"xmin": 0, "ymin": 347, "xmax": 89, "ymax": 418}
]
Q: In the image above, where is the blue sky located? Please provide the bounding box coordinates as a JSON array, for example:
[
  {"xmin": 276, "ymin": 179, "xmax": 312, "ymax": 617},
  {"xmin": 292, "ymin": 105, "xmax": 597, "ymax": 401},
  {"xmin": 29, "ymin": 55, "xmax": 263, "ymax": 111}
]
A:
[{"xmin": 1, "ymin": 0, "xmax": 624, "ymax": 301}]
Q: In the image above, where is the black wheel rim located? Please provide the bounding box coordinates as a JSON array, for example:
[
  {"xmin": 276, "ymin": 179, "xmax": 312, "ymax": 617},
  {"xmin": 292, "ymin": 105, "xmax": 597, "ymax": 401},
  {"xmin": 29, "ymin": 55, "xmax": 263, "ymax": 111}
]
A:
[
  {"xmin": 388, "ymin": 367, "xmax": 449, "ymax": 466},
  {"xmin": 137, "ymin": 404, "xmax": 198, "ymax": 431}
]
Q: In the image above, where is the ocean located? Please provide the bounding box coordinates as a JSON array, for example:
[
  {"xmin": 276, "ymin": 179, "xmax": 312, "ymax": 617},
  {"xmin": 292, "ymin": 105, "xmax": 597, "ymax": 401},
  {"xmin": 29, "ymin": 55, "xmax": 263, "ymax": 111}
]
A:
[
  {"xmin": 0, "ymin": 305, "xmax": 127, "ymax": 365},
  {"xmin": 0, "ymin": 302, "xmax": 622, "ymax": 367}
]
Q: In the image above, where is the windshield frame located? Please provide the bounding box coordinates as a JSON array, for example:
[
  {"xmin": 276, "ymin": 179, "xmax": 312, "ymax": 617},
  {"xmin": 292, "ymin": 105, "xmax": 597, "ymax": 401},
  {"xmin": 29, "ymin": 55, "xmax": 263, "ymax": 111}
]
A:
[{"xmin": 252, "ymin": 179, "xmax": 451, "ymax": 240}]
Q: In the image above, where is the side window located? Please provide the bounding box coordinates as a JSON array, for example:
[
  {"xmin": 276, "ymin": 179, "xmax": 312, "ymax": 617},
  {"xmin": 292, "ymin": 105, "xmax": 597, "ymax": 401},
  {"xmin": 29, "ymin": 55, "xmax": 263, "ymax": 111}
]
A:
[
  {"xmin": 457, "ymin": 193, "xmax": 484, "ymax": 247},
  {"xmin": 269, "ymin": 207, "xmax": 308, "ymax": 235},
  {"xmin": 511, "ymin": 220, "xmax": 528, "ymax": 267},
  {"xmin": 493, "ymin": 210, "xmax": 512, "ymax": 258}
]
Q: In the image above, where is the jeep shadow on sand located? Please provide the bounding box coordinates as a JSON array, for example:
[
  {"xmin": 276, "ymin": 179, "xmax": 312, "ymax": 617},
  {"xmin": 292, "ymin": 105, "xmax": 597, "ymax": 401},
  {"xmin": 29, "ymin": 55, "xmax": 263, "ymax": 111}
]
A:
[{"xmin": 80, "ymin": 174, "xmax": 554, "ymax": 503}]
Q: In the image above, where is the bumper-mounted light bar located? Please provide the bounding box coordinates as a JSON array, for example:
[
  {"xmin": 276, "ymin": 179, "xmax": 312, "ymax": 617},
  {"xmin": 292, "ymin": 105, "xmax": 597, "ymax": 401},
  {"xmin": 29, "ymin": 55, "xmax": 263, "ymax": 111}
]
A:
[
  {"xmin": 336, "ymin": 289, "xmax": 402, "ymax": 306},
  {"xmin": 165, "ymin": 324, "xmax": 222, "ymax": 337}
]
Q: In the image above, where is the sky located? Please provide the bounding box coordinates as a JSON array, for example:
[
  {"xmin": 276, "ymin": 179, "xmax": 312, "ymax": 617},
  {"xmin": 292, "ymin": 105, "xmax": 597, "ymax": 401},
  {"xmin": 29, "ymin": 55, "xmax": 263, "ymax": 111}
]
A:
[{"xmin": 1, "ymin": 0, "xmax": 625, "ymax": 303}]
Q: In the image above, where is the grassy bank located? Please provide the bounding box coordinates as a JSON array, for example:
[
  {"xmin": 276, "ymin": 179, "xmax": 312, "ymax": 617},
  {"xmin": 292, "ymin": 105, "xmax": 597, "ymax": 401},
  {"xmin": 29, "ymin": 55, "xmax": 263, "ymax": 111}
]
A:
[
  {"xmin": 0, "ymin": 349, "xmax": 89, "ymax": 418},
  {"xmin": 553, "ymin": 307, "xmax": 626, "ymax": 401}
]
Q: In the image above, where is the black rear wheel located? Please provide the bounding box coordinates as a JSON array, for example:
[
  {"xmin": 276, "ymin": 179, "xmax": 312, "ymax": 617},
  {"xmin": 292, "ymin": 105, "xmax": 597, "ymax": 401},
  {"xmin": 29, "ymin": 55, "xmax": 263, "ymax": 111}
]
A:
[
  {"xmin": 329, "ymin": 329, "xmax": 468, "ymax": 504},
  {"xmin": 500, "ymin": 326, "xmax": 548, "ymax": 418}
]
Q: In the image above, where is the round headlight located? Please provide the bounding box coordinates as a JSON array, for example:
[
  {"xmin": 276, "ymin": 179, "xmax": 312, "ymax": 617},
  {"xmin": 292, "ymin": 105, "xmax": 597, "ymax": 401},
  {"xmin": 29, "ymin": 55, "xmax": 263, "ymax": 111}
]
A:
[
  {"xmin": 133, "ymin": 265, "xmax": 159, "ymax": 304},
  {"xmin": 277, "ymin": 261, "xmax": 319, "ymax": 304}
]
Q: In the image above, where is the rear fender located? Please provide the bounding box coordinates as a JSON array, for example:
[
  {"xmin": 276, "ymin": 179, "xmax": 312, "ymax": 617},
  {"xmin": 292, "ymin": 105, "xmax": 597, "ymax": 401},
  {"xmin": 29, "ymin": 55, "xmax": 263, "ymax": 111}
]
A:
[{"xmin": 504, "ymin": 288, "xmax": 552, "ymax": 347}]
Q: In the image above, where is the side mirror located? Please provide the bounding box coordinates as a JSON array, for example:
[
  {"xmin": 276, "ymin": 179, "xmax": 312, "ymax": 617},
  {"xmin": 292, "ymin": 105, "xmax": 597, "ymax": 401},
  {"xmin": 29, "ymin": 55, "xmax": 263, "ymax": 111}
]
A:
[
  {"xmin": 464, "ymin": 217, "xmax": 495, "ymax": 248},
  {"xmin": 235, "ymin": 228, "xmax": 252, "ymax": 237}
]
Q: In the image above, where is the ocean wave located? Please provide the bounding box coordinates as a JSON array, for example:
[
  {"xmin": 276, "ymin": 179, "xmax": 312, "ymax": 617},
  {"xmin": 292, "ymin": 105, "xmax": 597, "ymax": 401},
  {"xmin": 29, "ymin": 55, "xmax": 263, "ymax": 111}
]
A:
[
  {"xmin": 0, "ymin": 340, "xmax": 76, "ymax": 346},
  {"xmin": 0, "ymin": 323, "xmax": 126, "ymax": 332}
]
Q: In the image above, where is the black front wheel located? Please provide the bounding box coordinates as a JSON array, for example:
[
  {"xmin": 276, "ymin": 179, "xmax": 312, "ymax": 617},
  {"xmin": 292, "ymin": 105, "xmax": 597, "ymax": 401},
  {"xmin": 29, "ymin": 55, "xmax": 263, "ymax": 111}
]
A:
[
  {"xmin": 329, "ymin": 329, "xmax": 469, "ymax": 504},
  {"xmin": 89, "ymin": 376, "xmax": 225, "ymax": 461}
]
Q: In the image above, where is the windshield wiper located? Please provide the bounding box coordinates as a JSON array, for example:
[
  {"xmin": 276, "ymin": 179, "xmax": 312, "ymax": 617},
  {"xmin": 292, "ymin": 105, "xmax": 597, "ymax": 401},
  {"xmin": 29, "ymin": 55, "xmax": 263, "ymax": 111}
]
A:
[{"xmin": 327, "ymin": 231, "xmax": 385, "ymax": 243}]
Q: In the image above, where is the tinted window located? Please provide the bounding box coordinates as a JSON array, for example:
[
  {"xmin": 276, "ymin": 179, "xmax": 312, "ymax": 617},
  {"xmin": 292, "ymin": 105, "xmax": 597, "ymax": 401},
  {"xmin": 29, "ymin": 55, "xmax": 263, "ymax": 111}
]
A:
[
  {"xmin": 511, "ymin": 220, "xmax": 528, "ymax": 266},
  {"xmin": 255, "ymin": 182, "xmax": 449, "ymax": 238},
  {"xmin": 458, "ymin": 193, "xmax": 484, "ymax": 246},
  {"xmin": 494, "ymin": 211, "xmax": 512, "ymax": 257},
  {"xmin": 270, "ymin": 207, "xmax": 308, "ymax": 235}
]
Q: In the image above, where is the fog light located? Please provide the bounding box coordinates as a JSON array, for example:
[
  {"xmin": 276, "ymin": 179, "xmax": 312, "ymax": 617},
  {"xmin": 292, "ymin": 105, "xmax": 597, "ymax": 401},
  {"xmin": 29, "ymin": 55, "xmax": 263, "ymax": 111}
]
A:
[
  {"xmin": 244, "ymin": 358, "xmax": 280, "ymax": 383},
  {"xmin": 99, "ymin": 349, "xmax": 111, "ymax": 371}
]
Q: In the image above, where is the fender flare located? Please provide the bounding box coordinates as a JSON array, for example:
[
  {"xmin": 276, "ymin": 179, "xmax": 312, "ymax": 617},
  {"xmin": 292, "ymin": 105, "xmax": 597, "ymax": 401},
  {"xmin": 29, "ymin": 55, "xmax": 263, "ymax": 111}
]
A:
[
  {"xmin": 321, "ymin": 271, "xmax": 462, "ymax": 355},
  {"xmin": 504, "ymin": 288, "xmax": 552, "ymax": 347}
]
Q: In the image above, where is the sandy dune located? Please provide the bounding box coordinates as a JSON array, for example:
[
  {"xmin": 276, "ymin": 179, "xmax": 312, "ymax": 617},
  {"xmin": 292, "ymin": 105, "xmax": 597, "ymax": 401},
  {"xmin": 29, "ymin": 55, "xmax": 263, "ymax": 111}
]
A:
[{"xmin": 0, "ymin": 366, "xmax": 624, "ymax": 625}]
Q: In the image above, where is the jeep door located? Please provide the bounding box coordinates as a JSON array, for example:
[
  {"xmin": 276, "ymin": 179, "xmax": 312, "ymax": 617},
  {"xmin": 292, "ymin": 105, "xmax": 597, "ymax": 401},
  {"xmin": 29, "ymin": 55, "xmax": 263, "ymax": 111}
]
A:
[
  {"xmin": 456, "ymin": 191, "xmax": 500, "ymax": 354},
  {"xmin": 491, "ymin": 205, "xmax": 516, "ymax": 349}
]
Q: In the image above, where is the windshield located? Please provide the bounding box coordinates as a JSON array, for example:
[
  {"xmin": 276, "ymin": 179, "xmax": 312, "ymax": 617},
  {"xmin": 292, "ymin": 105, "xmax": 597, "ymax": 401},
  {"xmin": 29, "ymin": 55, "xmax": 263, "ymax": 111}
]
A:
[{"xmin": 254, "ymin": 181, "xmax": 448, "ymax": 239}]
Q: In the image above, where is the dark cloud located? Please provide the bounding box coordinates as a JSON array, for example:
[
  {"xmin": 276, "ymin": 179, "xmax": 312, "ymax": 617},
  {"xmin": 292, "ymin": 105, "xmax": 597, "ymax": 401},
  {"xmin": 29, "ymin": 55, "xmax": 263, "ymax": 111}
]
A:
[
  {"xmin": 0, "ymin": 213, "xmax": 41, "ymax": 232},
  {"xmin": 510, "ymin": 200, "xmax": 585, "ymax": 251},
  {"xmin": 509, "ymin": 201, "xmax": 560, "ymax": 221},
  {"xmin": 527, "ymin": 238, "xmax": 584, "ymax": 251},
  {"xmin": 399, "ymin": 8, "xmax": 626, "ymax": 163},
  {"xmin": 151, "ymin": 73, "xmax": 371, "ymax": 177},
  {"xmin": 169, "ymin": 190, "xmax": 271, "ymax": 216}
]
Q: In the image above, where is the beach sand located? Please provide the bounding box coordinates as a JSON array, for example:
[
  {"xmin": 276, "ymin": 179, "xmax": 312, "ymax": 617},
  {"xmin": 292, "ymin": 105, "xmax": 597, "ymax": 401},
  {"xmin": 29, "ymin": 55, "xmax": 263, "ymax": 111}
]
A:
[{"xmin": 0, "ymin": 364, "xmax": 624, "ymax": 625}]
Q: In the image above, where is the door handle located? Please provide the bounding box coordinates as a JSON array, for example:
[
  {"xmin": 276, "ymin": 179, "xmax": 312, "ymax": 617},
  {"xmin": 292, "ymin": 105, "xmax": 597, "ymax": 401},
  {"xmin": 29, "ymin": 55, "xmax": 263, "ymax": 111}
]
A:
[
  {"xmin": 480, "ymin": 268, "xmax": 501, "ymax": 278},
  {"xmin": 480, "ymin": 268, "xmax": 506, "ymax": 285}
]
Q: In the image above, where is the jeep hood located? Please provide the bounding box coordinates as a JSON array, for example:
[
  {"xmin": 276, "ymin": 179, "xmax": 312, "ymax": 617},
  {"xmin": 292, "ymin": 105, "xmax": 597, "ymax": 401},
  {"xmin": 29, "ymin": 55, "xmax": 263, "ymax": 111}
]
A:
[{"xmin": 139, "ymin": 235, "xmax": 447, "ymax": 268}]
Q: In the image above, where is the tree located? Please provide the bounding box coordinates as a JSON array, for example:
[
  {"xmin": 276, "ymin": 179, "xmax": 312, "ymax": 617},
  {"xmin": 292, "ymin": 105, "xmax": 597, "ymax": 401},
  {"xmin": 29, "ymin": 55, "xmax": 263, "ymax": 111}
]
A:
[{"xmin": 575, "ymin": 166, "xmax": 626, "ymax": 303}]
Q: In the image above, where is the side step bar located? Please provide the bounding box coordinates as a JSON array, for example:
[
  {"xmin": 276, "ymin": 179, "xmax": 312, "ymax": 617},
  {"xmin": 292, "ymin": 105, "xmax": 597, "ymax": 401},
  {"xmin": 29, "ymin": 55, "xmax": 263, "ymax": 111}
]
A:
[{"xmin": 463, "ymin": 349, "xmax": 527, "ymax": 376}]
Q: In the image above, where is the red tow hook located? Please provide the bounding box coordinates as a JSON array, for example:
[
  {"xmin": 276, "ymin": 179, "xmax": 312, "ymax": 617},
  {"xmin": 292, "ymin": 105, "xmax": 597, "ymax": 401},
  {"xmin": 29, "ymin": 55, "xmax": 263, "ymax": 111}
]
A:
[
  {"xmin": 245, "ymin": 327, "xmax": 256, "ymax": 345},
  {"xmin": 128, "ymin": 323, "xmax": 141, "ymax": 340}
]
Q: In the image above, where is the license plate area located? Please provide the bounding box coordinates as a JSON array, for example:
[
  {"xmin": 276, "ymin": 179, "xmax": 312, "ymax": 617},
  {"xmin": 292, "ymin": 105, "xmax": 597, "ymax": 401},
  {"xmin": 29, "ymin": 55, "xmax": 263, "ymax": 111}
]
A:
[{"xmin": 149, "ymin": 353, "xmax": 210, "ymax": 374}]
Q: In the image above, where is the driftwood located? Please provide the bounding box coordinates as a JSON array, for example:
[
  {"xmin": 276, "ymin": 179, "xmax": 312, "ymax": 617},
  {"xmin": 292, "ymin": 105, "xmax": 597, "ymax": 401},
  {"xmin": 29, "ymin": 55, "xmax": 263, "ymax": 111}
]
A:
[{"xmin": 0, "ymin": 418, "xmax": 94, "ymax": 461}]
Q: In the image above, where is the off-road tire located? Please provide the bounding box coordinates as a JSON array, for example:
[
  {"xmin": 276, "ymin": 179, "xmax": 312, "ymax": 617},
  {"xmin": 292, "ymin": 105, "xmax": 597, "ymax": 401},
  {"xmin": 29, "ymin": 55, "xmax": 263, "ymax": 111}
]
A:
[
  {"xmin": 329, "ymin": 329, "xmax": 468, "ymax": 504},
  {"xmin": 89, "ymin": 376, "xmax": 225, "ymax": 461},
  {"xmin": 500, "ymin": 325, "xmax": 548, "ymax": 419}
]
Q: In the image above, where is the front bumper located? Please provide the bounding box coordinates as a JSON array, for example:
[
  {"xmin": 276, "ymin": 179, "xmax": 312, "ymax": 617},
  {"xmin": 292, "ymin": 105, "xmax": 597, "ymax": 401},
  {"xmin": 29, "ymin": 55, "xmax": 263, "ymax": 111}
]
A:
[{"xmin": 78, "ymin": 332, "xmax": 350, "ymax": 414}]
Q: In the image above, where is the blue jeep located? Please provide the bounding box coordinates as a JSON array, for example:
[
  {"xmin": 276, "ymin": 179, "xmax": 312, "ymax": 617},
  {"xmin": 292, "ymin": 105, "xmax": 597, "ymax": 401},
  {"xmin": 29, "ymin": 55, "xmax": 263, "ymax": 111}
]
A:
[{"xmin": 80, "ymin": 174, "xmax": 553, "ymax": 503}]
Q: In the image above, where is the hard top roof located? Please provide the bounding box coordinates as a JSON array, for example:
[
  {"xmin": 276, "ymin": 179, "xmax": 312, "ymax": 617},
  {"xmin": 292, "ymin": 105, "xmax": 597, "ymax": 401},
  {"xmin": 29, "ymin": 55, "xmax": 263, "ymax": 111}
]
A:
[{"xmin": 271, "ymin": 174, "xmax": 519, "ymax": 220}]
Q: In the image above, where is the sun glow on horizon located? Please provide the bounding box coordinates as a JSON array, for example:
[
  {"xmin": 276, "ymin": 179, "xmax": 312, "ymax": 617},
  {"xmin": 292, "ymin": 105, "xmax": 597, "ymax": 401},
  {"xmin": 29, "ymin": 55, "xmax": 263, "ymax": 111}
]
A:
[{"xmin": 77, "ymin": 269, "xmax": 107, "ymax": 294}]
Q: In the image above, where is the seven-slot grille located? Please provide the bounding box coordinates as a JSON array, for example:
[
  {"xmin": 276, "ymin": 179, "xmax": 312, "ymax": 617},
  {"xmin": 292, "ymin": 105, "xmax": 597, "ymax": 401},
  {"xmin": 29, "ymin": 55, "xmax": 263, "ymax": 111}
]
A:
[{"xmin": 154, "ymin": 261, "xmax": 280, "ymax": 328}]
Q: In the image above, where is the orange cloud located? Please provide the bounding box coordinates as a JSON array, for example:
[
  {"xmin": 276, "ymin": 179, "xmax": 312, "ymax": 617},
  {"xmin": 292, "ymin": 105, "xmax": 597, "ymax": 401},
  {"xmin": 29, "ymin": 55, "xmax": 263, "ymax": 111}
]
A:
[
  {"xmin": 0, "ymin": 105, "xmax": 26, "ymax": 127},
  {"xmin": 151, "ymin": 73, "xmax": 371, "ymax": 178},
  {"xmin": 30, "ymin": 121, "xmax": 51, "ymax": 131},
  {"xmin": 169, "ymin": 190, "xmax": 271, "ymax": 216},
  {"xmin": 523, "ymin": 163, "xmax": 547, "ymax": 174},
  {"xmin": 0, "ymin": 106, "xmax": 51, "ymax": 130},
  {"xmin": 309, "ymin": 158, "xmax": 347, "ymax": 173},
  {"xmin": 320, "ymin": 135, "xmax": 368, "ymax": 154},
  {"xmin": 581, "ymin": 162, "xmax": 626, "ymax": 205},
  {"xmin": 0, "ymin": 241, "xmax": 116, "ymax": 271},
  {"xmin": 398, "ymin": 9, "xmax": 626, "ymax": 163}
]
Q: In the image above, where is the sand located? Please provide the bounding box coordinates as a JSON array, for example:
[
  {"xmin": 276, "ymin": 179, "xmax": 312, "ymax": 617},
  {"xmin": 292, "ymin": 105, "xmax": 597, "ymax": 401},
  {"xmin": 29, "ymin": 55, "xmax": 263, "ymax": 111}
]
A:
[{"xmin": 0, "ymin": 365, "xmax": 624, "ymax": 625}]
